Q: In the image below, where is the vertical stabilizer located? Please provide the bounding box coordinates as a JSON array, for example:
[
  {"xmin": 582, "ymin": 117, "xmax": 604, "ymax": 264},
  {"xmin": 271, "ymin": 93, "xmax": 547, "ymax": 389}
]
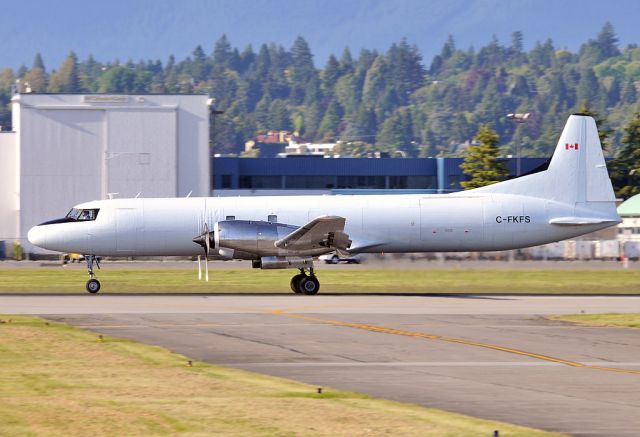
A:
[{"xmin": 472, "ymin": 114, "xmax": 616, "ymax": 205}]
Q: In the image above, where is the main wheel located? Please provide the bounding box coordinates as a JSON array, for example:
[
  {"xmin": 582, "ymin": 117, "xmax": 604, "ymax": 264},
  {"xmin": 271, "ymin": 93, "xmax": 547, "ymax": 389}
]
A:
[
  {"xmin": 331, "ymin": 255, "xmax": 340, "ymax": 264},
  {"xmin": 299, "ymin": 276, "xmax": 320, "ymax": 295},
  {"xmin": 86, "ymin": 278, "xmax": 101, "ymax": 294},
  {"xmin": 290, "ymin": 274, "xmax": 306, "ymax": 293}
]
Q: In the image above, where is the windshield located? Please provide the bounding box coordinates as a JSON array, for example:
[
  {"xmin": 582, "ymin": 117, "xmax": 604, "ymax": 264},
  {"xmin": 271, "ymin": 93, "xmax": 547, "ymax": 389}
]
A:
[{"xmin": 65, "ymin": 208, "xmax": 99, "ymax": 221}]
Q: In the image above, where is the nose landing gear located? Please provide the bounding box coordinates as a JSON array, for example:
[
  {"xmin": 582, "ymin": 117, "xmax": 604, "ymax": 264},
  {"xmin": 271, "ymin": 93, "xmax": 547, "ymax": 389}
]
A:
[
  {"xmin": 85, "ymin": 255, "xmax": 101, "ymax": 293},
  {"xmin": 290, "ymin": 268, "xmax": 320, "ymax": 295}
]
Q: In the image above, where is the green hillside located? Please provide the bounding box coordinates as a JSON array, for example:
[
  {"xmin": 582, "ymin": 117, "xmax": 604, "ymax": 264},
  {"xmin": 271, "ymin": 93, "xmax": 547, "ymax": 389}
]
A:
[{"xmin": 3, "ymin": 23, "xmax": 639, "ymax": 189}]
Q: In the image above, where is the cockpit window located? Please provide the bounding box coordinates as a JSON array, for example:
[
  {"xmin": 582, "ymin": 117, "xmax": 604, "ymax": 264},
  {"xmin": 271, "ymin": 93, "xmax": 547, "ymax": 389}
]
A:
[{"xmin": 65, "ymin": 208, "xmax": 99, "ymax": 222}]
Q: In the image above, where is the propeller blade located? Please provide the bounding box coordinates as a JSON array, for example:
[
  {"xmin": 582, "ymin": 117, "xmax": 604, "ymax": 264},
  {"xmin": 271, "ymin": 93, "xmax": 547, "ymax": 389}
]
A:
[
  {"xmin": 205, "ymin": 254, "xmax": 209, "ymax": 282},
  {"xmin": 193, "ymin": 222, "xmax": 213, "ymax": 282},
  {"xmin": 197, "ymin": 255, "xmax": 202, "ymax": 281},
  {"xmin": 204, "ymin": 222, "xmax": 210, "ymax": 255}
]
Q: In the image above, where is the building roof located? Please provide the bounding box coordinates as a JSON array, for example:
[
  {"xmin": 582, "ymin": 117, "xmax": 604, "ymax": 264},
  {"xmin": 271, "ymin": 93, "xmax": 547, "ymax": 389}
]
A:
[{"xmin": 618, "ymin": 194, "xmax": 640, "ymax": 216}]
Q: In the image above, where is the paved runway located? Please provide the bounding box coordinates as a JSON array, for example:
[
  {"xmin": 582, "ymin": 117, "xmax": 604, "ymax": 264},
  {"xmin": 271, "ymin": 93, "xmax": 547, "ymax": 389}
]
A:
[{"xmin": 4, "ymin": 294, "xmax": 640, "ymax": 436}]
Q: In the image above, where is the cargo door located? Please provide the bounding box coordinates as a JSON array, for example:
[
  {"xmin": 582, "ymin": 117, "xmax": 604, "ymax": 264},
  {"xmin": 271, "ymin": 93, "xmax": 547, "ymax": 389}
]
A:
[{"xmin": 115, "ymin": 208, "xmax": 138, "ymax": 252}]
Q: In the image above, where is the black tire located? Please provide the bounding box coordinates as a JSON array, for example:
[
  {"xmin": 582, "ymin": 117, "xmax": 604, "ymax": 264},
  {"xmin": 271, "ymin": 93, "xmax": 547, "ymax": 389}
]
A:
[
  {"xmin": 331, "ymin": 255, "xmax": 340, "ymax": 264},
  {"xmin": 290, "ymin": 274, "xmax": 306, "ymax": 293},
  {"xmin": 86, "ymin": 279, "xmax": 101, "ymax": 294},
  {"xmin": 299, "ymin": 276, "xmax": 320, "ymax": 295}
]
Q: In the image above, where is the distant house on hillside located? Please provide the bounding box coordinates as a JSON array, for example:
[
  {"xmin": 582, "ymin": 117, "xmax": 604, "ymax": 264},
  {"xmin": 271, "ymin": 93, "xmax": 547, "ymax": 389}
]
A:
[
  {"xmin": 280, "ymin": 141, "xmax": 337, "ymax": 157},
  {"xmin": 244, "ymin": 130, "xmax": 304, "ymax": 157}
]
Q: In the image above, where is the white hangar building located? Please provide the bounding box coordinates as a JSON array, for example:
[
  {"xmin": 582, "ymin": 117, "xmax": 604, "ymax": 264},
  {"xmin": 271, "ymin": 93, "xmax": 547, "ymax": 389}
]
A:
[{"xmin": 0, "ymin": 93, "xmax": 211, "ymax": 254}]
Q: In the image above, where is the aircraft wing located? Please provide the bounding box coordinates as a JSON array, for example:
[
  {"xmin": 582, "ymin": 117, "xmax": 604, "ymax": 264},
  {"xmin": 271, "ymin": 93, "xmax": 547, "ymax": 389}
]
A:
[{"xmin": 275, "ymin": 216, "xmax": 352, "ymax": 251}]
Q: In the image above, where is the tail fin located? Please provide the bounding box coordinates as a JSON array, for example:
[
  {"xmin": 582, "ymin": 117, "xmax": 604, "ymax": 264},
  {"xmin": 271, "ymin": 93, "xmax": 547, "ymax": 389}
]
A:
[{"xmin": 473, "ymin": 114, "xmax": 616, "ymax": 205}]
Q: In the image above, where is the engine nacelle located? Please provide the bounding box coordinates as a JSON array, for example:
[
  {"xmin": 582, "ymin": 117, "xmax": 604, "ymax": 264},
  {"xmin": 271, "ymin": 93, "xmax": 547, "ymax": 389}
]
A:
[{"xmin": 214, "ymin": 220, "xmax": 298, "ymax": 256}]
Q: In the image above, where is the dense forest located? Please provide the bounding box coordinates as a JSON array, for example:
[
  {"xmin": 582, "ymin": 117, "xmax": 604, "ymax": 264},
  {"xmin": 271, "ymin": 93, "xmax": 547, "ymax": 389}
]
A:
[{"xmin": 1, "ymin": 22, "xmax": 639, "ymax": 159}]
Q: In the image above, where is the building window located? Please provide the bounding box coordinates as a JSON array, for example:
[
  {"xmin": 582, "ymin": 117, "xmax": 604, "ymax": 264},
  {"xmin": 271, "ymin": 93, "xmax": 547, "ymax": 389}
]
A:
[
  {"xmin": 337, "ymin": 176, "xmax": 385, "ymax": 189},
  {"xmin": 407, "ymin": 176, "xmax": 437, "ymax": 189},
  {"xmin": 447, "ymin": 175, "xmax": 461, "ymax": 188},
  {"xmin": 221, "ymin": 174, "xmax": 232, "ymax": 189},
  {"xmin": 389, "ymin": 176, "xmax": 407, "ymax": 189},
  {"xmin": 239, "ymin": 176, "xmax": 282, "ymax": 189},
  {"xmin": 285, "ymin": 176, "xmax": 335, "ymax": 189}
]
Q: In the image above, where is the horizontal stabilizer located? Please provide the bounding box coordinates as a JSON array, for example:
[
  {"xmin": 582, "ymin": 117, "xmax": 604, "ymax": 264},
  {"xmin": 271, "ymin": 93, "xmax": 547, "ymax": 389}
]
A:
[{"xmin": 549, "ymin": 217, "xmax": 621, "ymax": 226}]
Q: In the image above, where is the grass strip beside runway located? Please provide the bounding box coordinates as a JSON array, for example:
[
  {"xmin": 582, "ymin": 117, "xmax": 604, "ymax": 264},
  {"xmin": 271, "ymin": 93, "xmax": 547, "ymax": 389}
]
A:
[
  {"xmin": 0, "ymin": 315, "xmax": 562, "ymax": 437},
  {"xmin": 0, "ymin": 268, "xmax": 639, "ymax": 293},
  {"xmin": 549, "ymin": 313, "xmax": 640, "ymax": 328}
]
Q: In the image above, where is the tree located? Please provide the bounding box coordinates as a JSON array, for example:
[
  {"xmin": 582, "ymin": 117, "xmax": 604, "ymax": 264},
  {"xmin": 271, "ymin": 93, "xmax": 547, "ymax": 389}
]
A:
[
  {"xmin": 98, "ymin": 65, "xmax": 137, "ymax": 92},
  {"xmin": 322, "ymin": 55, "xmax": 340, "ymax": 96},
  {"xmin": 191, "ymin": 45, "xmax": 209, "ymax": 82},
  {"xmin": 511, "ymin": 31, "xmax": 523, "ymax": 54},
  {"xmin": 387, "ymin": 39, "xmax": 425, "ymax": 104},
  {"xmin": 24, "ymin": 53, "xmax": 47, "ymax": 92},
  {"xmin": 596, "ymin": 22, "xmax": 620, "ymax": 59},
  {"xmin": 290, "ymin": 36, "xmax": 317, "ymax": 104},
  {"xmin": 318, "ymin": 101, "xmax": 342, "ymax": 139},
  {"xmin": 609, "ymin": 112, "xmax": 640, "ymax": 199},
  {"xmin": 267, "ymin": 99, "xmax": 291, "ymax": 131},
  {"xmin": 339, "ymin": 47, "xmax": 353, "ymax": 73},
  {"xmin": 621, "ymin": 79, "xmax": 637, "ymax": 104},
  {"xmin": 440, "ymin": 35, "xmax": 456, "ymax": 60},
  {"xmin": 48, "ymin": 52, "xmax": 80, "ymax": 92},
  {"xmin": 32, "ymin": 53, "xmax": 45, "ymax": 71},
  {"xmin": 577, "ymin": 67, "xmax": 600, "ymax": 107},
  {"xmin": 607, "ymin": 76, "xmax": 621, "ymax": 107},
  {"xmin": 213, "ymin": 34, "xmax": 233, "ymax": 68},
  {"xmin": 376, "ymin": 108, "xmax": 415, "ymax": 155},
  {"xmin": 577, "ymin": 102, "xmax": 612, "ymax": 151},
  {"xmin": 460, "ymin": 124, "xmax": 509, "ymax": 189}
]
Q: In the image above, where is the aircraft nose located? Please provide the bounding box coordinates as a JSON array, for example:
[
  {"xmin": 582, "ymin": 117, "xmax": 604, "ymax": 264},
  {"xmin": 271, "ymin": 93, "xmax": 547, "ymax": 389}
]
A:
[{"xmin": 27, "ymin": 225, "xmax": 47, "ymax": 248}]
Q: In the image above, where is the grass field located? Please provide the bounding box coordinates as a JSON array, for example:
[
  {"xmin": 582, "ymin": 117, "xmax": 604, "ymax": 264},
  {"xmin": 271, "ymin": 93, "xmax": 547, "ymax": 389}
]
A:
[
  {"xmin": 549, "ymin": 313, "xmax": 640, "ymax": 328},
  {"xmin": 0, "ymin": 267, "xmax": 639, "ymax": 293},
  {"xmin": 0, "ymin": 315, "xmax": 562, "ymax": 437}
]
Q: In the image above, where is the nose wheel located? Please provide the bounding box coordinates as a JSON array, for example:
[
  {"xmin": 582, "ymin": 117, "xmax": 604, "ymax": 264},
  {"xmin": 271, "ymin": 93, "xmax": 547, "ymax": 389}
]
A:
[
  {"xmin": 291, "ymin": 268, "xmax": 320, "ymax": 295},
  {"xmin": 85, "ymin": 255, "xmax": 101, "ymax": 293},
  {"xmin": 86, "ymin": 278, "xmax": 101, "ymax": 293}
]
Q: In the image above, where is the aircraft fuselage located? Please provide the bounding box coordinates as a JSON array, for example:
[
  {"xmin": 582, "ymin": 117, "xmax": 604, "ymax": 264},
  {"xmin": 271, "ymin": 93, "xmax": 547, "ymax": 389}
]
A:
[{"xmin": 27, "ymin": 193, "xmax": 612, "ymax": 258}]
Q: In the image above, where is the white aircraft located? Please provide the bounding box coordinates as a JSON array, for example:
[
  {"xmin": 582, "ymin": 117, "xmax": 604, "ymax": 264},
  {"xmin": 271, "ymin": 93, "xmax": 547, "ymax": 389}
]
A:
[{"xmin": 28, "ymin": 114, "xmax": 620, "ymax": 294}]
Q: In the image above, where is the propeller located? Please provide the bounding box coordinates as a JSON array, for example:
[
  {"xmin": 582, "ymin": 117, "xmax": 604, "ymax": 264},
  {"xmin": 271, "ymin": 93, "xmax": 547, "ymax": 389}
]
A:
[{"xmin": 192, "ymin": 222, "xmax": 213, "ymax": 282}]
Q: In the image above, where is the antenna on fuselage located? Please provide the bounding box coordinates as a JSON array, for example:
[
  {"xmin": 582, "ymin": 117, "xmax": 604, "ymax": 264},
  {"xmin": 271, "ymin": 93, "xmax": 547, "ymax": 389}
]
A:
[
  {"xmin": 135, "ymin": 192, "xmax": 142, "ymax": 198},
  {"xmin": 186, "ymin": 190, "xmax": 193, "ymax": 198}
]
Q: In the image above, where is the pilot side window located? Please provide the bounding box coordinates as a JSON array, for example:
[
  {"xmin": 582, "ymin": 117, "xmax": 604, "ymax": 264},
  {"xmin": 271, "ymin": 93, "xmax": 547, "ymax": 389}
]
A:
[
  {"xmin": 268, "ymin": 214, "xmax": 277, "ymax": 223},
  {"xmin": 66, "ymin": 208, "xmax": 99, "ymax": 222}
]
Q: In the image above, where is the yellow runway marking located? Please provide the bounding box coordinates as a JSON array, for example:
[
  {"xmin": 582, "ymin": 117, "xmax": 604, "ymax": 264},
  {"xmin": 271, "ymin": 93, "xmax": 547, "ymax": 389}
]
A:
[{"xmin": 271, "ymin": 309, "xmax": 640, "ymax": 376}]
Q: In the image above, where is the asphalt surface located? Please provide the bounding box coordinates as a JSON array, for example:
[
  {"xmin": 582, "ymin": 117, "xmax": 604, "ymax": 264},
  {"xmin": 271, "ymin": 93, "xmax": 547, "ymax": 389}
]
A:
[{"xmin": 3, "ymin": 294, "xmax": 640, "ymax": 436}]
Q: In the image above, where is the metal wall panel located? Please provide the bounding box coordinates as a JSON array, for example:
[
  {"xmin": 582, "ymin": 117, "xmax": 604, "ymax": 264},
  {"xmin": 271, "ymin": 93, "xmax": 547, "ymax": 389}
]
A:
[
  {"xmin": 0, "ymin": 133, "xmax": 18, "ymax": 241},
  {"xmin": 106, "ymin": 109, "xmax": 177, "ymax": 198}
]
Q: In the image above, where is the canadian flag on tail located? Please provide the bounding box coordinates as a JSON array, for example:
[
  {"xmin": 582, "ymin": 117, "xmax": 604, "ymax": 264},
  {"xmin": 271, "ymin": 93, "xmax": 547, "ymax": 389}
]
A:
[{"xmin": 565, "ymin": 143, "xmax": 579, "ymax": 151}]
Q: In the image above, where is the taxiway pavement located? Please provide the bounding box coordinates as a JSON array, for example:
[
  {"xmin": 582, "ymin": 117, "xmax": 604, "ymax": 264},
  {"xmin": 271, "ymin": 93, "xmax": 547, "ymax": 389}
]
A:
[{"xmin": 3, "ymin": 294, "xmax": 640, "ymax": 436}]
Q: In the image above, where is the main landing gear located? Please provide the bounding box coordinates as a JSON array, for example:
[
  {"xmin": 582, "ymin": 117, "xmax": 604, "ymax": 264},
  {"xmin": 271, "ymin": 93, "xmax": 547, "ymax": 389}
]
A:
[
  {"xmin": 290, "ymin": 268, "xmax": 320, "ymax": 295},
  {"xmin": 85, "ymin": 255, "xmax": 101, "ymax": 293}
]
